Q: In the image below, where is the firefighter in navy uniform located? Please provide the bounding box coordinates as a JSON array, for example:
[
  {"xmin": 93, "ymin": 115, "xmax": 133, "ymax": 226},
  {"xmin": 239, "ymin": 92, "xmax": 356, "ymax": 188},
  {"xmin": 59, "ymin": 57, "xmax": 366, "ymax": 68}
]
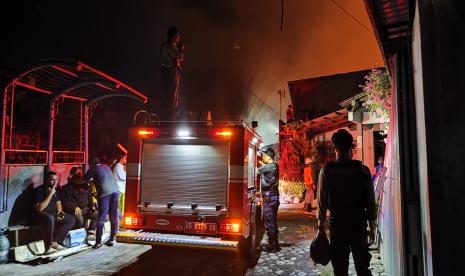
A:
[{"xmin": 258, "ymin": 148, "xmax": 281, "ymax": 253}]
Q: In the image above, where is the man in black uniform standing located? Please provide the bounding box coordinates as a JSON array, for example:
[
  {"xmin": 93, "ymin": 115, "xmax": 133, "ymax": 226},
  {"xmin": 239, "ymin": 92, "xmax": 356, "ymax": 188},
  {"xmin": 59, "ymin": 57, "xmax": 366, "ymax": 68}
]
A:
[
  {"xmin": 317, "ymin": 129, "xmax": 377, "ymax": 275},
  {"xmin": 258, "ymin": 148, "xmax": 280, "ymax": 253}
]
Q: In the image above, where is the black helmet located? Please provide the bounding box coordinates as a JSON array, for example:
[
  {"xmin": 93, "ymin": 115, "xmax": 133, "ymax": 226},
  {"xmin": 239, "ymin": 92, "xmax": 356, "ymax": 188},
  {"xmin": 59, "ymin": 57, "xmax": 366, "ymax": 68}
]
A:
[
  {"xmin": 310, "ymin": 233, "xmax": 331, "ymax": 266},
  {"xmin": 262, "ymin": 148, "xmax": 276, "ymax": 159}
]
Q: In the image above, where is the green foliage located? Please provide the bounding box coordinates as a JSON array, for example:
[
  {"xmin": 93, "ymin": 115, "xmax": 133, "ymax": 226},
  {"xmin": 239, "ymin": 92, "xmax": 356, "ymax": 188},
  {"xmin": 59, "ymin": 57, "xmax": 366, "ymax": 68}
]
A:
[{"xmin": 360, "ymin": 67, "xmax": 392, "ymax": 121}]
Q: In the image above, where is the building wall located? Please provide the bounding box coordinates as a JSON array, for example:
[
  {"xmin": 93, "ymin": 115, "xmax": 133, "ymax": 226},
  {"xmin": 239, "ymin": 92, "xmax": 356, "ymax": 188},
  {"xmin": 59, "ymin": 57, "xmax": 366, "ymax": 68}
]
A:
[
  {"xmin": 412, "ymin": 4, "xmax": 433, "ymax": 275},
  {"xmin": 314, "ymin": 125, "xmax": 377, "ymax": 172},
  {"xmin": 288, "ymin": 70, "xmax": 370, "ymax": 120},
  {"xmin": 0, "ymin": 164, "xmax": 80, "ymax": 228},
  {"xmin": 417, "ymin": 1, "xmax": 465, "ymax": 274},
  {"xmin": 378, "ymin": 60, "xmax": 404, "ymax": 276},
  {"xmin": 0, "ymin": 166, "xmax": 44, "ymax": 228}
]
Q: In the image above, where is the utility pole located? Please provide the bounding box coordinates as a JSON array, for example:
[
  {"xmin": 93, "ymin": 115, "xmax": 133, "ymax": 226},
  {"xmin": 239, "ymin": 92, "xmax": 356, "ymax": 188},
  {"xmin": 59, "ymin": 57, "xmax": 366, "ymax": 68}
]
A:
[{"xmin": 278, "ymin": 89, "xmax": 285, "ymax": 121}]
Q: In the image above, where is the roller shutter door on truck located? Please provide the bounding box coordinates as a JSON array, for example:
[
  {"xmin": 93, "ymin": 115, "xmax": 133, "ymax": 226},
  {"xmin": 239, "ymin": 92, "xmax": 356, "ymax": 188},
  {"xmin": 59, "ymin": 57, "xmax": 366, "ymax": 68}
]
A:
[{"xmin": 140, "ymin": 138, "xmax": 229, "ymax": 208}]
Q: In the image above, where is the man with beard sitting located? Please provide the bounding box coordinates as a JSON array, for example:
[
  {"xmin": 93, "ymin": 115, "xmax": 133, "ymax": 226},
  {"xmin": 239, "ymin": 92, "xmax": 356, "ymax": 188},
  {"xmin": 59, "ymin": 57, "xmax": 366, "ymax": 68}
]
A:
[{"xmin": 33, "ymin": 171, "xmax": 75, "ymax": 254}]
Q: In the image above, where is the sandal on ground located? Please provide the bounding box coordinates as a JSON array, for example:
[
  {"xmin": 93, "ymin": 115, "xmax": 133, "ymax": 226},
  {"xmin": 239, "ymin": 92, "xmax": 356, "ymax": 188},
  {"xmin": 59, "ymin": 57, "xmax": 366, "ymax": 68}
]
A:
[
  {"xmin": 43, "ymin": 247, "xmax": 56, "ymax": 255},
  {"xmin": 105, "ymin": 240, "xmax": 115, "ymax": 246}
]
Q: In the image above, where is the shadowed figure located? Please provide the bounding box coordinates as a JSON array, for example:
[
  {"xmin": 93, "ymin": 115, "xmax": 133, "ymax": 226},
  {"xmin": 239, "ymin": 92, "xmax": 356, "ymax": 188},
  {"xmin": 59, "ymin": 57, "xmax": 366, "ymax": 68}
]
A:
[{"xmin": 160, "ymin": 26, "xmax": 184, "ymax": 120}]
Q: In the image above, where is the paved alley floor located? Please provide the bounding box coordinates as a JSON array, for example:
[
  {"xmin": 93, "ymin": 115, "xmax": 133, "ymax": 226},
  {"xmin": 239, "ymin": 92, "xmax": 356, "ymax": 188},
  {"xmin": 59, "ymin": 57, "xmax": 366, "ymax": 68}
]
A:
[
  {"xmin": 247, "ymin": 208, "xmax": 386, "ymax": 276},
  {"xmin": 0, "ymin": 207, "xmax": 385, "ymax": 276}
]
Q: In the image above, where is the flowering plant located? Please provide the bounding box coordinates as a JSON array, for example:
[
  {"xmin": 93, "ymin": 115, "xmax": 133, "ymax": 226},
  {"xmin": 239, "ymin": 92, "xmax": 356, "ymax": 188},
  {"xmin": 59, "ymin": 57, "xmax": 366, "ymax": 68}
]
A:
[{"xmin": 361, "ymin": 68, "xmax": 392, "ymax": 121}]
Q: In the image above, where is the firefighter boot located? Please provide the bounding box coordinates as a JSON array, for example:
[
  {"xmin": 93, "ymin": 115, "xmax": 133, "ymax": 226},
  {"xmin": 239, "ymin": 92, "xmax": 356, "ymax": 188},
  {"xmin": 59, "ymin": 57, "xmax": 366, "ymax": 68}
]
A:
[{"xmin": 261, "ymin": 240, "xmax": 281, "ymax": 253}]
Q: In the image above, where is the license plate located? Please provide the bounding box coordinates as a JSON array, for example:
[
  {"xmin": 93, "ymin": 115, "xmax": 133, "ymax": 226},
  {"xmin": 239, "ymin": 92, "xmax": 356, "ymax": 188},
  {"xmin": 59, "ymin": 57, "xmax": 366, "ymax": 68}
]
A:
[{"xmin": 184, "ymin": 221, "xmax": 217, "ymax": 235}]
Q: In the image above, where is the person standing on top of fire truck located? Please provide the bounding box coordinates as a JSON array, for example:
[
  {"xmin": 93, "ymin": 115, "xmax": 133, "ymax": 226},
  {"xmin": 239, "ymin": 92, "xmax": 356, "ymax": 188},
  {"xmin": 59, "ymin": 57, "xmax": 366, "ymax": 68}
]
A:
[
  {"xmin": 258, "ymin": 147, "xmax": 281, "ymax": 253},
  {"xmin": 160, "ymin": 26, "xmax": 184, "ymax": 120}
]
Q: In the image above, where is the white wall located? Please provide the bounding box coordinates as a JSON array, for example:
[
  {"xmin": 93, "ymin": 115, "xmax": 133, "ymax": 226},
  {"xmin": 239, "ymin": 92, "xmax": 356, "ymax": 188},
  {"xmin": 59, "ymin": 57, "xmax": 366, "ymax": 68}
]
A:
[
  {"xmin": 412, "ymin": 3, "xmax": 433, "ymax": 275},
  {"xmin": 314, "ymin": 125, "xmax": 377, "ymax": 171},
  {"xmin": 378, "ymin": 58, "xmax": 404, "ymax": 276},
  {"xmin": 0, "ymin": 165, "xmax": 44, "ymax": 227}
]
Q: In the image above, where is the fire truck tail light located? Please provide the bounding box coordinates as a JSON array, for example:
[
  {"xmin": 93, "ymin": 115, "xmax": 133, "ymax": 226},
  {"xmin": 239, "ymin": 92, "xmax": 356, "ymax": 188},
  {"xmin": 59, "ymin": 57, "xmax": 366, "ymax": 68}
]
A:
[
  {"xmin": 124, "ymin": 216, "xmax": 145, "ymax": 226},
  {"xmin": 215, "ymin": 131, "xmax": 233, "ymax": 137},
  {"xmin": 220, "ymin": 222, "xmax": 241, "ymax": 233},
  {"xmin": 138, "ymin": 129, "xmax": 155, "ymax": 136}
]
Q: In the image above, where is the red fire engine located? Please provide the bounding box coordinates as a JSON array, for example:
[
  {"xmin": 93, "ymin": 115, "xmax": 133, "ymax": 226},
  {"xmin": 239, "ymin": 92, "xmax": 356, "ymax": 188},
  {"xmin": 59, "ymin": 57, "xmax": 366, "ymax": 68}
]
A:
[{"xmin": 116, "ymin": 121, "xmax": 265, "ymax": 260}]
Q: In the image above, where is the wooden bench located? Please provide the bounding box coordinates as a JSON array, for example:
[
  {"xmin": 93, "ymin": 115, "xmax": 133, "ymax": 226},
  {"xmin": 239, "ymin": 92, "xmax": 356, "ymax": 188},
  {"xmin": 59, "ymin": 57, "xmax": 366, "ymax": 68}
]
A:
[{"xmin": 5, "ymin": 225, "xmax": 30, "ymax": 247}]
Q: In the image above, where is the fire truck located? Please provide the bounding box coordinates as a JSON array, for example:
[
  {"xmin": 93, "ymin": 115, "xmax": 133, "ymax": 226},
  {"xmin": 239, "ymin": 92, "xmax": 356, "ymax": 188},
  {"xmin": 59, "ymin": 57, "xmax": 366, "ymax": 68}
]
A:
[{"xmin": 116, "ymin": 121, "xmax": 265, "ymax": 261}]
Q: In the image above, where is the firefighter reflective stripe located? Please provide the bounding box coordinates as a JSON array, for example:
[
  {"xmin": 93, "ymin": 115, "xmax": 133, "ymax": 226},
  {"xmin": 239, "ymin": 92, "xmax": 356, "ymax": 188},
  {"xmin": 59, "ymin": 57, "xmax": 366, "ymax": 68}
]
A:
[
  {"xmin": 127, "ymin": 162, "xmax": 141, "ymax": 177},
  {"xmin": 230, "ymin": 165, "xmax": 245, "ymax": 181}
]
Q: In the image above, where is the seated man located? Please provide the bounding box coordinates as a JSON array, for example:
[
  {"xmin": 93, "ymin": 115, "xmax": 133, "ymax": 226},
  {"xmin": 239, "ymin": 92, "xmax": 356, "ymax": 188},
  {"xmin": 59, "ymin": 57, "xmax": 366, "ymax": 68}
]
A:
[
  {"xmin": 61, "ymin": 167, "xmax": 97, "ymax": 236},
  {"xmin": 32, "ymin": 171, "xmax": 75, "ymax": 254}
]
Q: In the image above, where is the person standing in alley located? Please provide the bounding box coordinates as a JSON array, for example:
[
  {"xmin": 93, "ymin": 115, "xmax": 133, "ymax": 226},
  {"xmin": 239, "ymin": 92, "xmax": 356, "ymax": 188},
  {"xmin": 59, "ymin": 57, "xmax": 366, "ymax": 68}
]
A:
[
  {"xmin": 112, "ymin": 154, "xmax": 127, "ymax": 223},
  {"xmin": 316, "ymin": 129, "xmax": 377, "ymax": 275},
  {"xmin": 303, "ymin": 157, "xmax": 316, "ymax": 211},
  {"xmin": 286, "ymin": 104, "xmax": 294, "ymax": 123},
  {"xmin": 84, "ymin": 156, "xmax": 119, "ymax": 249},
  {"xmin": 160, "ymin": 26, "xmax": 184, "ymax": 120},
  {"xmin": 258, "ymin": 148, "xmax": 281, "ymax": 253},
  {"xmin": 372, "ymin": 156, "xmax": 384, "ymax": 182}
]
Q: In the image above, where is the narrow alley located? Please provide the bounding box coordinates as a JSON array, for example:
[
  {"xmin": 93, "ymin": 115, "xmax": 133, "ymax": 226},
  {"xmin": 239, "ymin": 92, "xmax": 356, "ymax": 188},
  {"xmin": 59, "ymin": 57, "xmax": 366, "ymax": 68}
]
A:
[{"xmin": 0, "ymin": 207, "xmax": 385, "ymax": 276}]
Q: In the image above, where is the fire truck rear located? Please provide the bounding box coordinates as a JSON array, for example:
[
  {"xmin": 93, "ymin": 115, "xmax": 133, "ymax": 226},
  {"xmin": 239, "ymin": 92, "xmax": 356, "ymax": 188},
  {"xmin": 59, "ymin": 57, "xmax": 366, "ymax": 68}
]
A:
[{"xmin": 116, "ymin": 121, "xmax": 264, "ymax": 259}]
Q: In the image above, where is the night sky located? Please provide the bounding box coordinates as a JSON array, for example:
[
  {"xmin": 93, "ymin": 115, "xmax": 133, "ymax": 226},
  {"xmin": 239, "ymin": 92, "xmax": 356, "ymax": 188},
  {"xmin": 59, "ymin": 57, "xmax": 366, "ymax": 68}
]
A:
[{"xmin": 1, "ymin": 0, "xmax": 383, "ymax": 149}]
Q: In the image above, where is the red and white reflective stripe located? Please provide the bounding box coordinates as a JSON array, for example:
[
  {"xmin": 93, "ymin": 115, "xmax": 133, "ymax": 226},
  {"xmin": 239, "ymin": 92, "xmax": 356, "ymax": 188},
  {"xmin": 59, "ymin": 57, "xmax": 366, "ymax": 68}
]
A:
[{"xmin": 127, "ymin": 162, "xmax": 141, "ymax": 177}]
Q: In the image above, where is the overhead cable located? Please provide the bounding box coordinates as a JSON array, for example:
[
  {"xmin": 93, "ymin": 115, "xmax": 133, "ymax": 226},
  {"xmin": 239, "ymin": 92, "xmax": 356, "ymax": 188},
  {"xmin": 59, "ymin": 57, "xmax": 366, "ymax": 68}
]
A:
[{"xmin": 330, "ymin": 0, "xmax": 374, "ymax": 34}]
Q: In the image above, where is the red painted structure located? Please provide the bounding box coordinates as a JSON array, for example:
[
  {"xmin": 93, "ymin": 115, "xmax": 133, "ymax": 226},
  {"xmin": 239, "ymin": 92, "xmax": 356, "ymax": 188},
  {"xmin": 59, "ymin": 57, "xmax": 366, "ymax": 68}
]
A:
[{"xmin": 0, "ymin": 60, "xmax": 147, "ymax": 226}]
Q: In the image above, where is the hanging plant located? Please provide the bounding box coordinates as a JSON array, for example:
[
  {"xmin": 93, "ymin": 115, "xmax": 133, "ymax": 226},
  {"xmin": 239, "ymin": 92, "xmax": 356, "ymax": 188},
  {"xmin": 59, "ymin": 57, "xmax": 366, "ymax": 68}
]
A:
[{"xmin": 360, "ymin": 68, "xmax": 392, "ymax": 121}]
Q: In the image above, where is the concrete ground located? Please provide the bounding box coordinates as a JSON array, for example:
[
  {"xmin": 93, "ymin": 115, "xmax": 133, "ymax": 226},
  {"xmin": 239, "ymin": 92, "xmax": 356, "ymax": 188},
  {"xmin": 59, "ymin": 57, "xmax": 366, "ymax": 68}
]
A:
[
  {"xmin": 247, "ymin": 207, "xmax": 386, "ymax": 276},
  {"xmin": 0, "ymin": 207, "xmax": 385, "ymax": 276}
]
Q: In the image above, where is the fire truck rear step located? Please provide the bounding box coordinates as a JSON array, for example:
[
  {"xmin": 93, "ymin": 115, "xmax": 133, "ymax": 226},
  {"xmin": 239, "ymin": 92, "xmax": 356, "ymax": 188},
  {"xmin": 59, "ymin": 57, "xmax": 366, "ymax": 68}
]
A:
[{"xmin": 116, "ymin": 231, "xmax": 239, "ymax": 251}]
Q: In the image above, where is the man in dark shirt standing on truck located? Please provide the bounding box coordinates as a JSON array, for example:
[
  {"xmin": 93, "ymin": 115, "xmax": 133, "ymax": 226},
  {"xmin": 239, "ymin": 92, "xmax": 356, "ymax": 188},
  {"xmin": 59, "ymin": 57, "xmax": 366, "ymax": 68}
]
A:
[
  {"xmin": 258, "ymin": 148, "xmax": 280, "ymax": 253},
  {"xmin": 317, "ymin": 129, "xmax": 377, "ymax": 276},
  {"xmin": 84, "ymin": 156, "xmax": 119, "ymax": 249}
]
